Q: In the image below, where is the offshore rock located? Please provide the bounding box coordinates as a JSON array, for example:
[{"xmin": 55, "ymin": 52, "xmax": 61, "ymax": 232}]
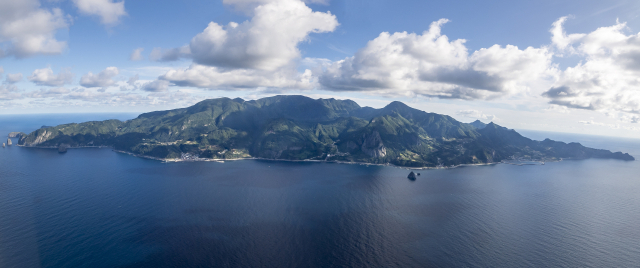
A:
[
  {"xmin": 408, "ymin": 171, "xmax": 417, "ymax": 180},
  {"xmin": 7, "ymin": 138, "xmax": 11, "ymax": 146},
  {"xmin": 2, "ymin": 143, "xmax": 5, "ymax": 148},
  {"xmin": 58, "ymin": 144, "xmax": 68, "ymax": 153},
  {"xmin": 361, "ymin": 130, "xmax": 386, "ymax": 158}
]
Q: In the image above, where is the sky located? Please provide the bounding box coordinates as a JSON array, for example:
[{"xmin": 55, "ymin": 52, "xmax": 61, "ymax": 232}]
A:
[{"xmin": 2, "ymin": 0, "xmax": 640, "ymax": 138}]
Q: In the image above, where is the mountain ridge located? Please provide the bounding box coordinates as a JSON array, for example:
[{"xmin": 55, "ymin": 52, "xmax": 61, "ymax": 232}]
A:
[{"xmin": 17, "ymin": 95, "xmax": 634, "ymax": 166}]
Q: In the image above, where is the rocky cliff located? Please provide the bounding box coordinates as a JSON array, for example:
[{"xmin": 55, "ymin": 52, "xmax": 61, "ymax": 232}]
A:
[
  {"xmin": 361, "ymin": 131, "xmax": 387, "ymax": 158},
  {"xmin": 8, "ymin": 132, "xmax": 25, "ymax": 138}
]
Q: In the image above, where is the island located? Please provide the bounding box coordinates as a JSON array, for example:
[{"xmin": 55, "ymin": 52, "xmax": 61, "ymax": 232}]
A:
[{"xmin": 17, "ymin": 95, "xmax": 634, "ymax": 167}]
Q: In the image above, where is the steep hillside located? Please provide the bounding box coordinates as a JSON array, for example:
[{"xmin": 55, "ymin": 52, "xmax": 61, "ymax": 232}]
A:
[{"xmin": 18, "ymin": 95, "xmax": 634, "ymax": 166}]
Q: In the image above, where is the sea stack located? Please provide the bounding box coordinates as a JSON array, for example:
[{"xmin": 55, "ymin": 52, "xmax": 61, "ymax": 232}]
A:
[
  {"xmin": 2, "ymin": 143, "xmax": 5, "ymax": 148},
  {"xmin": 58, "ymin": 144, "xmax": 68, "ymax": 153},
  {"xmin": 7, "ymin": 138, "xmax": 11, "ymax": 146},
  {"xmin": 408, "ymin": 171, "xmax": 417, "ymax": 180}
]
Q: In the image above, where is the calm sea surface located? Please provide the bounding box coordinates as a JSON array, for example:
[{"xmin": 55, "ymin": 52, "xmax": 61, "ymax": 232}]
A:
[{"xmin": 1, "ymin": 114, "xmax": 640, "ymax": 268}]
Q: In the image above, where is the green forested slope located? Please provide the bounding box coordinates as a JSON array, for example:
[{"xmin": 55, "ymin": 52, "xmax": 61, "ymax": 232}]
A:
[{"xmin": 18, "ymin": 95, "xmax": 634, "ymax": 166}]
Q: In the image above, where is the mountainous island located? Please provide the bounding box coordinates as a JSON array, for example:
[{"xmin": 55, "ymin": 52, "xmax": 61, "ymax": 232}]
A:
[{"xmin": 16, "ymin": 95, "xmax": 634, "ymax": 167}]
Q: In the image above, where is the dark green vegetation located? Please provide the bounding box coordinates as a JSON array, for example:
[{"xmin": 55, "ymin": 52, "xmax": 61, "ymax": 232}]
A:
[{"xmin": 18, "ymin": 95, "xmax": 635, "ymax": 166}]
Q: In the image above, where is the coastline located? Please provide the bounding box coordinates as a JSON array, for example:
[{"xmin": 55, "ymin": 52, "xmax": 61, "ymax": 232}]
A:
[{"xmin": 17, "ymin": 144, "xmax": 563, "ymax": 170}]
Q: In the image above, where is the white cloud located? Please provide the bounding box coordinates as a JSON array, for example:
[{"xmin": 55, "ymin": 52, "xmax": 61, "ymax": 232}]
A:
[
  {"xmin": 543, "ymin": 17, "xmax": 640, "ymax": 122},
  {"xmin": 24, "ymin": 87, "xmax": 71, "ymax": 98},
  {"xmin": 16, "ymin": 86, "xmax": 200, "ymax": 108},
  {"xmin": 127, "ymin": 74, "xmax": 138, "ymax": 85},
  {"xmin": 119, "ymin": 74, "xmax": 142, "ymax": 91},
  {"xmin": 72, "ymin": 0, "xmax": 126, "ymax": 26},
  {"xmin": 160, "ymin": 64, "xmax": 314, "ymax": 90},
  {"xmin": 222, "ymin": 0, "xmax": 330, "ymax": 14},
  {"xmin": 129, "ymin": 47, "xmax": 144, "ymax": 61},
  {"xmin": 456, "ymin": 109, "xmax": 497, "ymax": 121},
  {"xmin": 157, "ymin": 0, "xmax": 337, "ymax": 90},
  {"xmin": 550, "ymin": 16, "xmax": 585, "ymax": 52},
  {"xmin": 142, "ymin": 80, "xmax": 170, "ymax": 92},
  {"xmin": 0, "ymin": 84, "xmax": 21, "ymax": 100},
  {"xmin": 149, "ymin": 46, "xmax": 190, "ymax": 62},
  {"xmin": 0, "ymin": 0, "xmax": 70, "ymax": 58},
  {"xmin": 5, "ymin": 73, "xmax": 23, "ymax": 84},
  {"xmin": 79, "ymin": 67, "xmax": 119, "ymax": 88},
  {"xmin": 188, "ymin": 0, "xmax": 338, "ymax": 71},
  {"xmin": 28, "ymin": 67, "xmax": 74, "ymax": 86},
  {"xmin": 578, "ymin": 120, "xmax": 640, "ymax": 131},
  {"xmin": 0, "ymin": 66, "xmax": 3, "ymax": 77},
  {"xmin": 319, "ymin": 19, "xmax": 555, "ymax": 100}
]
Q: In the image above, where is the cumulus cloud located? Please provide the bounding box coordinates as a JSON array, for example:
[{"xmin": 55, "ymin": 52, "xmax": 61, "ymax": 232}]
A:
[
  {"xmin": 5, "ymin": 73, "xmax": 23, "ymax": 84},
  {"xmin": 28, "ymin": 67, "xmax": 74, "ymax": 86},
  {"xmin": 79, "ymin": 67, "xmax": 119, "ymax": 88},
  {"xmin": 142, "ymin": 80, "xmax": 170, "ymax": 92},
  {"xmin": 319, "ymin": 19, "xmax": 555, "ymax": 100},
  {"xmin": 187, "ymin": 0, "xmax": 338, "ymax": 71},
  {"xmin": 72, "ymin": 0, "xmax": 126, "ymax": 26},
  {"xmin": 129, "ymin": 48, "xmax": 144, "ymax": 61},
  {"xmin": 118, "ymin": 74, "xmax": 141, "ymax": 91},
  {"xmin": 222, "ymin": 0, "xmax": 330, "ymax": 14},
  {"xmin": 550, "ymin": 16, "xmax": 585, "ymax": 52},
  {"xmin": 456, "ymin": 109, "xmax": 497, "ymax": 121},
  {"xmin": 157, "ymin": 0, "xmax": 338, "ymax": 90},
  {"xmin": 0, "ymin": 0, "xmax": 70, "ymax": 58},
  {"xmin": 543, "ymin": 17, "xmax": 640, "ymax": 122}
]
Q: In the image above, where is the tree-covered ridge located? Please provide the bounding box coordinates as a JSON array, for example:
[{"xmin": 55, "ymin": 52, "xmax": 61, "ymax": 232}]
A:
[{"xmin": 18, "ymin": 95, "xmax": 634, "ymax": 166}]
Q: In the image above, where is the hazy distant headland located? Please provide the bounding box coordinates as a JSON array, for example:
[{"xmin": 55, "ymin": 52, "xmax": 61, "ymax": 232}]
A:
[{"xmin": 16, "ymin": 95, "xmax": 634, "ymax": 167}]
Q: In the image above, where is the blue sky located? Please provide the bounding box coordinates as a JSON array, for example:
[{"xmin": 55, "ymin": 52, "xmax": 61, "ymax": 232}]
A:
[{"xmin": 2, "ymin": 0, "xmax": 640, "ymax": 138}]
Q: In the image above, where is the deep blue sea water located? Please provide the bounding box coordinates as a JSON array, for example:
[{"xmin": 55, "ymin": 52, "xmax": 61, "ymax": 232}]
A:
[{"xmin": 1, "ymin": 114, "xmax": 640, "ymax": 268}]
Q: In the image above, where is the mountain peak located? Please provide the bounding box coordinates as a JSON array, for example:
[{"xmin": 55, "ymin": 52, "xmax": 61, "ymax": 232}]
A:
[
  {"xmin": 469, "ymin": 120, "xmax": 487, "ymax": 129},
  {"xmin": 384, "ymin": 101, "xmax": 410, "ymax": 110}
]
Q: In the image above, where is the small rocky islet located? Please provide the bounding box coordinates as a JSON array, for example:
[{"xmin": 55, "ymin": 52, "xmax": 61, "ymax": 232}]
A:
[{"xmin": 58, "ymin": 144, "xmax": 68, "ymax": 153}]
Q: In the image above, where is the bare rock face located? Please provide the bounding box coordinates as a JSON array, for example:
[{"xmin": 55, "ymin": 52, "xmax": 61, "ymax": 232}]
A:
[
  {"xmin": 8, "ymin": 132, "xmax": 24, "ymax": 138},
  {"xmin": 7, "ymin": 138, "xmax": 11, "ymax": 146},
  {"xmin": 23, "ymin": 129, "xmax": 52, "ymax": 146},
  {"xmin": 361, "ymin": 130, "xmax": 386, "ymax": 158}
]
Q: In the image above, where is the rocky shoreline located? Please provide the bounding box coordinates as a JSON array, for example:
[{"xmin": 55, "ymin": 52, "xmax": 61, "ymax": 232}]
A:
[
  {"xmin": 42, "ymin": 145, "xmax": 567, "ymax": 170},
  {"xmin": 15, "ymin": 143, "xmax": 577, "ymax": 171}
]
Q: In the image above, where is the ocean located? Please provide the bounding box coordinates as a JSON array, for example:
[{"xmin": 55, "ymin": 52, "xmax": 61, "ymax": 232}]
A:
[{"xmin": 1, "ymin": 114, "xmax": 640, "ymax": 267}]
